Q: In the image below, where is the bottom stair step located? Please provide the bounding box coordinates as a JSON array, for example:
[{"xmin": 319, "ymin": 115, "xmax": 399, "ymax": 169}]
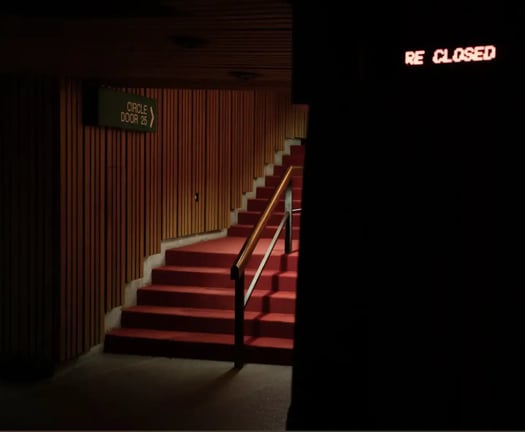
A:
[{"xmin": 104, "ymin": 327, "xmax": 293, "ymax": 366}]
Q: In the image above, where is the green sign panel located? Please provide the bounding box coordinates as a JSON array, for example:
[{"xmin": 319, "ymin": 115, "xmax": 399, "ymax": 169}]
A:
[{"xmin": 97, "ymin": 88, "xmax": 157, "ymax": 132}]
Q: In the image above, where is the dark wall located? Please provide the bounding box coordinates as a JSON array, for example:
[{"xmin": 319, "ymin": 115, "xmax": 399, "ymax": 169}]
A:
[
  {"xmin": 0, "ymin": 75, "xmax": 60, "ymax": 380},
  {"xmin": 288, "ymin": 3, "xmax": 525, "ymax": 429}
]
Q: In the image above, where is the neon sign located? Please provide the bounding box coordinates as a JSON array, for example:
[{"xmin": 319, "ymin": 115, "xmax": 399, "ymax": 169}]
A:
[{"xmin": 405, "ymin": 45, "xmax": 497, "ymax": 66}]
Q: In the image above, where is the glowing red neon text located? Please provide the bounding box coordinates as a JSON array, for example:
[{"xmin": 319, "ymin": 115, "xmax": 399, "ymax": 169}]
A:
[
  {"xmin": 432, "ymin": 45, "xmax": 496, "ymax": 64},
  {"xmin": 405, "ymin": 45, "xmax": 497, "ymax": 66},
  {"xmin": 405, "ymin": 50, "xmax": 426, "ymax": 65}
]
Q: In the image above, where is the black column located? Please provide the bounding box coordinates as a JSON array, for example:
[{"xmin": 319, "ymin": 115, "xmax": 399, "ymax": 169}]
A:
[{"xmin": 287, "ymin": 3, "xmax": 525, "ymax": 429}]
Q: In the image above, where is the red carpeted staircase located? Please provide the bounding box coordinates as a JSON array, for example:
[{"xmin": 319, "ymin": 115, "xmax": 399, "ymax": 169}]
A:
[{"xmin": 103, "ymin": 143, "xmax": 304, "ymax": 365}]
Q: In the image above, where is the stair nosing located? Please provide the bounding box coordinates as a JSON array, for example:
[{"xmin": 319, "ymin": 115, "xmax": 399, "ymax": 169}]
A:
[{"xmin": 123, "ymin": 305, "xmax": 295, "ymax": 322}]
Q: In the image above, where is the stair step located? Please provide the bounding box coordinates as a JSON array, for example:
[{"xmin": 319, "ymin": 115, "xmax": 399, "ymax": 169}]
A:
[
  {"xmin": 227, "ymin": 224, "xmax": 300, "ymax": 240},
  {"xmin": 237, "ymin": 210, "xmax": 301, "ymax": 227},
  {"xmin": 121, "ymin": 306, "xmax": 295, "ymax": 338},
  {"xmin": 273, "ymin": 164, "xmax": 303, "ymax": 177},
  {"xmin": 281, "ymin": 152, "xmax": 305, "ymax": 166},
  {"xmin": 256, "ymin": 186, "xmax": 303, "ymax": 199},
  {"xmin": 165, "ymin": 244, "xmax": 299, "ymax": 270},
  {"xmin": 265, "ymin": 175, "xmax": 303, "ymax": 188},
  {"xmin": 247, "ymin": 198, "xmax": 302, "ymax": 212},
  {"xmin": 103, "ymin": 327, "xmax": 293, "ymax": 365},
  {"xmin": 152, "ymin": 266, "xmax": 297, "ymax": 291},
  {"xmin": 137, "ymin": 285, "xmax": 296, "ymax": 313}
]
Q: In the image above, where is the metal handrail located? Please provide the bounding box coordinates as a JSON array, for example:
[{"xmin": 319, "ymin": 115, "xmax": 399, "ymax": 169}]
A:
[{"xmin": 230, "ymin": 165, "xmax": 303, "ymax": 368}]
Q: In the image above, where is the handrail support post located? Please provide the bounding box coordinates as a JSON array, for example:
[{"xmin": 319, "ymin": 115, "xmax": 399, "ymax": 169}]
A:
[
  {"xmin": 285, "ymin": 183, "xmax": 293, "ymax": 253},
  {"xmin": 234, "ymin": 274, "xmax": 245, "ymax": 369}
]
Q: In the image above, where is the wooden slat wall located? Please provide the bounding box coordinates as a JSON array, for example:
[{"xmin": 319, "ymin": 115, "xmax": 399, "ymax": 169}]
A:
[
  {"xmin": 142, "ymin": 88, "xmax": 162, "ymax": 257},
  {"xmin": 54, "ymin": 81, "xmax": 309, "ymax": 362},
  {"xmin": 230, "ymin": 91, "xmax": 243, "ymax": 209},
  {"xmin": 264, "ymin": 92, "xmax": 279, "ymax": 163},
  {"xmin": 293, "ymin": 104, "xmax": 309, "ymax": 139},
  {"xmin": 162, "ymin": 89, "xmax": 179, "ymax": 239},
  {"xmin": 192, "ymin": 90, "xmax": 206, "ymax": 234},
  {"xmin": 277, "ymin": 94, "xmax": 289, "ymax": 148},
  {"xmin": 218, "ymin": 91, "xmax": 233, "ymax": 227},
  {"xmin": 178, "ymin": 89, "xmax": 193, "ymax": 237},
  {"xmin": 0, "ymin": 75, "xmax": 59, "ymax": 369},
  {"xmin": 242, "ymin": 91, "xmax": 255, "ymax": 194},
  {"xmin": 205, "ymin": 90, "xmax": 220, "ymax": 231}
]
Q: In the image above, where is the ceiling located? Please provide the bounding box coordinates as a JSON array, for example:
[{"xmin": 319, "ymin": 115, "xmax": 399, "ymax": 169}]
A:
[{"xmin": 0, "ymin": 0, "xmax": 293, "ymax": 91}]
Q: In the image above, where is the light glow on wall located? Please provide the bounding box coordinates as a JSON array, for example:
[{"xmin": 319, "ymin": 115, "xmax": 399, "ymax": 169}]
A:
[{"xmin": 405, "ymin": 45, "xmax": 497, "ymax": 66}]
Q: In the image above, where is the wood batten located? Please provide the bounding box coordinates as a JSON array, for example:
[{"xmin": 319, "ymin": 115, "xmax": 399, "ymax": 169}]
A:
[
  {"xmin": 192, "ymin": 90, "xmax": 206, "ymax": 234},
  {"xmin": 162, "ymin": 89, "xmax": 179, "ymax": 240},
  {"xmin": 242, "ymin": 91, "xmax": 255, "ymax": 194}
]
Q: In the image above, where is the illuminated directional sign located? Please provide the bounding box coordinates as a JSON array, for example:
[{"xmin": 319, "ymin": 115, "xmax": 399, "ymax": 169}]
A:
[{"xmin": 97, "ymin": 88, "xmax": 157, "ymax": 132}]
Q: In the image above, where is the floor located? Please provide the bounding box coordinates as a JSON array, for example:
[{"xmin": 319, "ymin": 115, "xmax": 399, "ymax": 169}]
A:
[{"xmin": 0, "ymin": 347, "xmax": 292, "ymax": 430}]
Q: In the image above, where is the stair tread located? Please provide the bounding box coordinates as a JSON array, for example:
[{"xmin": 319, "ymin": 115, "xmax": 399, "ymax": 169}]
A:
[
  {"xmin": 140, "ymin": 285, "xmax": 296, "ymax": 299},
  {"xmin": 156, "ymin": 265, "xmax": 231, "ymax": 274},
  {"xmin": 124, "ymin": 305, "xmax": 295, "ymax": 322},
  {"xmin": 155, "ymin": 265, "xmax": 297, "ymax": 276},
  {"xmin": 166, "ymin": 236, "xmax": 299, "ymax": 254},
  {"xmin": 105, "ymin": 327, "xmax": 293, "ymax": 348},
  {"xmin": 249, "ymin": 197, "xmax": 302, "ymax": 202},
  {"xmin": 230, "ymin": 223, "xmax": 300, "ymax": 230}
]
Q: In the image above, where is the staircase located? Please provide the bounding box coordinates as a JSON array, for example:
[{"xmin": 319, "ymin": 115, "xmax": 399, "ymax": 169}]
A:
[{"xmin": 103, "ymin": 143, "xmax": 304, "ymax": 365}]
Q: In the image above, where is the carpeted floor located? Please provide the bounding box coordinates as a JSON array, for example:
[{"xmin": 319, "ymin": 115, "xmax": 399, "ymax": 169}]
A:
[{"xmin": 0, "ymin": 347, "xmax": 292, "ymax": 430}]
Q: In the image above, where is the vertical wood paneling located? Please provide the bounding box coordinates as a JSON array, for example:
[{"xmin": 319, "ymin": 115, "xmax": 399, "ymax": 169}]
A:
[
  {"xmin": 91, "ymin": 127, "xmax": 99, "ymax": 347},
  {"xmin": 132, "ymin": 128, "xmax": 140, "ymax": 280},
  {"xmin": 125, "ymin": 127, "xmax": 133, "ymax": 281},
  {"xmin": 59, "ymin": 79, "xmax": 72, "ymax": 361},
  {"xmin": 218, "ymin": 91, "xmax": 232, "ymax": 228},
  {"xmin": 83, "ymin": 126, "xmax": 92, "ymax": 351},
  {"xmin": 113, "ymin": 127, "xmax": 120, "ymax": 308},
  {"xmin": 153, "ymin": 88, "xmax": 162, "ymax": 251},
  {"xmin": 106, "ymin": 128, "xmax": 115, "ymax": 310},
  {"xmin": 242, "ymin": 91, "xmax": 255, "ymax": 192},
  {"xmin": 276, "ymin": 94, "xmax": 288, "ymax": 152},
  {"xmin": 284, "ymin": 93, "xmax": 296, "ymax": 139},
  {"xmin": 119, "ymin": 129, "xmax": 126, "ymax": 303},
  {"xmin": 137, "ymin": 101, "xmax": 145, "ymax": 277},
  {"xmin": 145, "ymin": 88, "xmax": 155, "ymax": 256},
  {"xmin": 193, "ymin": 90, "xmax": 206, "ymax": 233},
  {"xmin": 162, "ymin": 89, "xmax": 179, "ymax": 239},
  {"xmin": 205, "ymin": 90, "xmax": 219, "ymax": 231},
  {"xmin": 265, "ymin": 92, "xmax": 279, "ymax": 156},
  {"xmin": 178, "ymin": 89, "xmax": 193, "ymax": 236},
  {"xmin": 44, "ymin": 77, "xmax": 59, "ymax": 362},
  {"xmin": 231, "ymin": 91, "xmax": 243, "ymax": 209},
  {"xmin": 294, "ymin": 104, "xmax": 309, "ymax": 138},
  {"xmin": 93, "ymin": 126, "xmax": 100, "ymax": 347},
  {"xmin": 99, "ymin": 127, "xmax": 106, "ymax": 336},
  {"xmin": 254, "ymin": 91, "xmax": 267, "ymax": 172},
  {"xmin": 75, "ymin": 82, "xmax": 83, "ymax": 355}
]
